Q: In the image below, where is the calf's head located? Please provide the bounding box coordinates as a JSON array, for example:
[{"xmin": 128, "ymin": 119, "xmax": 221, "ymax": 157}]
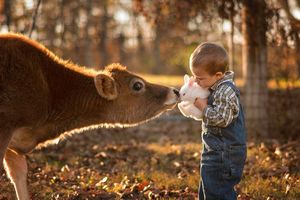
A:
[{"xmin": 94, "ymin": 64, "xmax": 179, "ymax": 125}]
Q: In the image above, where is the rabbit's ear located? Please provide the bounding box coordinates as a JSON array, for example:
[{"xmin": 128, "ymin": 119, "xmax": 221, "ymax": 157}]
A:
[
  {"xmin": 184, "ymin": 74, "xmax": 190, "ymax": 84},
  {"xmin": 188, "ymin": 77, "xmax": 194, "ymax": 87}
]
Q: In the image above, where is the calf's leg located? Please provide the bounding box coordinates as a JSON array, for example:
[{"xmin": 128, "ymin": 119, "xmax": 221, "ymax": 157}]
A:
[
  {"xmin": 0, "ymin": 130, "xmax": 13, "ymax": 170},
  {"xmin": 4, "ymin": 149, "xmax": 30, "ymax": 200}
]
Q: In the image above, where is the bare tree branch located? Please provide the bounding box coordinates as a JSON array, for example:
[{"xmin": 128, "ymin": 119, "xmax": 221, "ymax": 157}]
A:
[{"xmin": 29, "ymin": 0, "xmax": 42, "ymax": 38}]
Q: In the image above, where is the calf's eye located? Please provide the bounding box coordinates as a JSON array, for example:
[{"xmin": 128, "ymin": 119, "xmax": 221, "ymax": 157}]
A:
[
  {"xmin": 130, "ymin": 78, "xmax": 145, "ymax": 93},
  {"xmin": 133, "ymin": 82, "xmax": 143, "ymax": 91}
]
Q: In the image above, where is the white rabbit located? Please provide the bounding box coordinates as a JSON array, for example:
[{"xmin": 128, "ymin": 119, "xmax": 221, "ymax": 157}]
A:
[{"xmin": 178, "ymin": 74, "xmax": 210, "ymax": 121}]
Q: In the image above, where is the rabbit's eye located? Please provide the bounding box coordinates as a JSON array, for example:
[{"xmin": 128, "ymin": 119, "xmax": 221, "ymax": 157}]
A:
[{"xmin": 183, "ymin": 93, "xmax": 186, "ymax": 96}]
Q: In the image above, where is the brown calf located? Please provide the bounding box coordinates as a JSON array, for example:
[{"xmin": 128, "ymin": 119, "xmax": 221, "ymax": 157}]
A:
[{"xmin": 0, "ymin": 33, "xmax": 179, "ymax": 200}]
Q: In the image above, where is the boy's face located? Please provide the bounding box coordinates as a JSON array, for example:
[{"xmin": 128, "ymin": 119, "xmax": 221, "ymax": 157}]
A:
[{"xmin": 191, "ymin": 66, "xmax": 224, "ymax": 89}]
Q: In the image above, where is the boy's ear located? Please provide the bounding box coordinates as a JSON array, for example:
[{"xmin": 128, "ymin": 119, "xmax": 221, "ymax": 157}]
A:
[
  {"xmin": 216, "ymin": 72, "xmax": 224, "ymax": 78},
  {"xmin": 184, "ymin": 74, "xmax": 190, "ymax": 84},
  {"xmin": 94, "ymin": 73, "xmax": 118, "ymax": 100}
]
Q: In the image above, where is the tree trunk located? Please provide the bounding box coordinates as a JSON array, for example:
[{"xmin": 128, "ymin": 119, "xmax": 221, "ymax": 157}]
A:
[
  {"xmin": 71, "ymin": 2, "xmax": 80, "ymax": 64},
  {"xmin": 294, "ymin": 32, "xmax": 300, "ymax": 77},
  {"xmin": 294, "ymin": 32, "xmax": 300, "ymax": 78},
  {"xmin": 0, "ymin": 1, "xmax": 4, "ymax": 28},
  {"xmin": 98, "ymin": 0, "xmax": 109, "ymax": 68},
  {"xmin": 153, "ymin": 23, "xmax": 161, "ymax": 74},
  {"xmin": 84, "ymin": 0, "xmax": 93, "ymax": 67},
  {"xmin": 137, "ymin": 25, "xmax": 145, "ymax": 54},
  {"xmin": 229, "ymin": 3, "xmax": 235, "ymax": 73},
  {"xmin": 152, "ymin": 4, "xmax": 162, "ymax": 74},
  {"xmin": 59, "ymin": 0, "xmax": 66, "ymax": 48},
  {"xmin": 4, "ymin": 0, "xmax": 10, "ymax": 31},
  {"xmin": 278, "ymin": 0, "xmax": 300, "ymax": 77},
  {"xmin": 242, "ymin": 0, "xmax": 268, "ymax": 137},
  {"xmin": 118, "ymin": 33, "xmax": 125, "ymax": 63}
]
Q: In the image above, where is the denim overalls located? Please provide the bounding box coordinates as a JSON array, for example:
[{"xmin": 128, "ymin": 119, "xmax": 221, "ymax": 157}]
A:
[{"xmin": 199, "ymin": 81, "xmax": 247, "ymax": 200}]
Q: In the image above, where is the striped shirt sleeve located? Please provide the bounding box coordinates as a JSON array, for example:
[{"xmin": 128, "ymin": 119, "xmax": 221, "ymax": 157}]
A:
[{"xmin": 202, "ymin": 84, "xmax": 240, "ymax": 127}]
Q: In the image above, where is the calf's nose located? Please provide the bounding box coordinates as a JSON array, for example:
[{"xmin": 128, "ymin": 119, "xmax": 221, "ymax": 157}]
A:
[{"xmin": 173, "ymin": 89, "xmax": 180, "ymax": 97}]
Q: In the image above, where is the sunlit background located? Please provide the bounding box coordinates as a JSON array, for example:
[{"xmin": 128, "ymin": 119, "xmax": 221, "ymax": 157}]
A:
[{"xmin": 0, "ymin": 0, "xmax": 298, "ymax": 78}]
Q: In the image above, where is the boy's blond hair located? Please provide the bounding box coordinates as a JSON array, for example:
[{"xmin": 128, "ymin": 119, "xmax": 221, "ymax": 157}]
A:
[{"xmin": 189, "ymin": 42, "xmax": 229, "ymax": 75}]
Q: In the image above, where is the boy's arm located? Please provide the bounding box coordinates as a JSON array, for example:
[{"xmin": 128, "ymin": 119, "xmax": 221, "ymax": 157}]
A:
[{"xmin": 202, "ymin": 85, "xmax": 239, "ymax": 127}]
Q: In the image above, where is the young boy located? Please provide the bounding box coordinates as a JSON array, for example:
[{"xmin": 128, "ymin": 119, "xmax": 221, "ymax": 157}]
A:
[{"xmin": 191, "ymin": 42, "xmax": 247, "ymax": 200}]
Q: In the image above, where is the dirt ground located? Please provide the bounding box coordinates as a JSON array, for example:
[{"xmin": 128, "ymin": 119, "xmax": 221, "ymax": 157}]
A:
[{"xmin": 0, "ymin": 109, "xmax": 299, "ymax": 200}]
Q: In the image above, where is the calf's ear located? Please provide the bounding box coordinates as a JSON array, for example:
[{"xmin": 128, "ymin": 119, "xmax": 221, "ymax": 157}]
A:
[{"xmin": 94, "ymin": 73, "xmax": 118, "ymax": 100}]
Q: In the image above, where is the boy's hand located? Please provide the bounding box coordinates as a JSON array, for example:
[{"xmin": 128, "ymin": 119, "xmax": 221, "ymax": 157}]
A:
[{"xmin": 194, "ymin": 98, "xmax": 208, "ymax": 111}]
